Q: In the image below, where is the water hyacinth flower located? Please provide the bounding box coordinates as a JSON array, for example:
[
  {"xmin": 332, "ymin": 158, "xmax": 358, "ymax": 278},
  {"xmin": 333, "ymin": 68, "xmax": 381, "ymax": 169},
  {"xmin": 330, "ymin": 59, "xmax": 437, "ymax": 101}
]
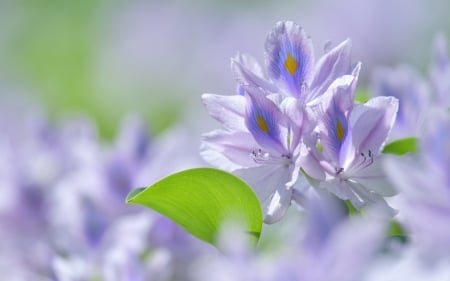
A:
[
  {"xmin": 301, "ymin": 72, "xmax": 399, "ymax": 215},
  {"xmin": 202, "ymin": 21, "xmax": 381, "ymax": 223},
  {"xmin": 232, "ymin": 20, "xmax": 357, "ymax": 103}
]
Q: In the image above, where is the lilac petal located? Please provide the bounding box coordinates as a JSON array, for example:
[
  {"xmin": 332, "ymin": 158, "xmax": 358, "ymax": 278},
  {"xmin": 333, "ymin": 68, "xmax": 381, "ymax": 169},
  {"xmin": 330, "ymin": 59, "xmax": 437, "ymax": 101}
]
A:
[
  {"xmin": 231, "ymin": 54, "xmax": 278, "ymax": 94},
  {"xmin": 234, "ymin": 164, "xmax": 292, "ymax": 224},
  {"xmin": 350, "ymin": 156, "xmax": 397, "ymax": 197},
  {"xmin": 244, "ymin": 87, "xmax": 288, "ymax": 155},
  {"xmin": 201, "ymin": 130, "xmax": 260, "ymax": 170},
  {"xmin": 265, "ymin": 186, "xmax": 293, "ymax": 224},
  {"xmin": 265, "ymin": 21, "xmax": 314, "ymax": 98},
  {"xmin": 309, "ymin": 39, "xmax": 352, "ymax": 100},
  {"xmin": 346, "ymin": 181, "xmax": 397, "ymax": 218},
  {"xmin": 280, "ymin": 97, "xmax": 304, "ymax": 151},
  {"xmin": 298, "ymin": 145, "xmax": 327, "ymax": 181},
  {"xmin": 319, "ymin": 179, "xmax": 359, "ymax": 202},
  {"xmin": 201, "ymin": 94, "xmax": 247, "ymax": 131},
  {"xmin": 350, "ymin": 96, "xmax": 399, "ymax": 154}
]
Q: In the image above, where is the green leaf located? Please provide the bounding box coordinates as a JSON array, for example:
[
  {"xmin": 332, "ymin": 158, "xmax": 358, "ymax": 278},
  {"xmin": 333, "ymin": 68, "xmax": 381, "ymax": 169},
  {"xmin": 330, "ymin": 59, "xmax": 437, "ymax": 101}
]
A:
[
  {"xmin": 126, "ymin": 167, "xmax": 263, "ymax": 247},
  {"xmin": 382, "ymin": 137, "xmax": 418, "ymax": 155}
]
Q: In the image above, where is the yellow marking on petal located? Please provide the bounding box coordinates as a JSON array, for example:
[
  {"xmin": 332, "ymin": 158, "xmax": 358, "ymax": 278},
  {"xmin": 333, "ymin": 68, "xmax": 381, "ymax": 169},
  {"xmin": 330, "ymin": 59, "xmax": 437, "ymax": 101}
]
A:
[
  {"xmin": 336, "ymin": 120, "xmax": 345, "ymax": 141},
  {"xmin": 256, "ymin": 114, "xmax": 269, "ymax": 132},
  {"xmin": 284, "ymin": 53, "xmax": 298, "ymax": 75}
]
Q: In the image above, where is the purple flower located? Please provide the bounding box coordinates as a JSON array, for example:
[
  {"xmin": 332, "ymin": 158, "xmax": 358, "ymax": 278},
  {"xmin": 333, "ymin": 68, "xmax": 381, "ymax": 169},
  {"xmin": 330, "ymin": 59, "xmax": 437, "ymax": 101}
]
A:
[
  {"xmin": 301, "ymin": 73, "xmax": 399, "ymax": 216},
  {"xmin": 202, "ymin": 21, "xmax": 362, "ymax": 223},
  {"xmin": 370, "ymin": 34, "xmax": 450, "ymax": 139},
  {"xmin": 385, "ymin": 109, "xmax": 450, "ymax": 259},
  {"xmin": 371, "ymin": 65, "xmax": 430, "ymax": 139},
  {"xmin": 232, "ymin": 21, "xmax": 356, "ymax": 103},
  {"xmin": 191, "ymin": 193, "xmax": 387, "ymax": 281},
  {"xmin": 201, "ymin": 86, "xmax": 304, "ymax": 223}
]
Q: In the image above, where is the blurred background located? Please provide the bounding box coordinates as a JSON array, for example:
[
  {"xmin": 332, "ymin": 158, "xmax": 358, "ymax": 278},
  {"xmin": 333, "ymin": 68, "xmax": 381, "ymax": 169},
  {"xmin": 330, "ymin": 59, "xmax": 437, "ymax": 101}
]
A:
[{"xmin": 0, "ymin": 0, "xmax": 449, "ymax": 138}]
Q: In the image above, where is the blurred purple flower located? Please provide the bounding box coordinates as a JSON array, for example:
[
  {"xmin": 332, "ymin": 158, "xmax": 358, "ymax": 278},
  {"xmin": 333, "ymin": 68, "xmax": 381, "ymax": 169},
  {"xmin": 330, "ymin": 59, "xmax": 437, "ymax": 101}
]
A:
[
  {"xmin": 191, "ymin": 193, "xmax": 387, "ymax": 281},
  {"xmin": 385, "ymin": 109, "xmax": 450, "ymax": 259},
  {"xmin": 371, "ymin": 66, "xmax": 430, "ymax": 139},
  {"xmin": 371, "ymin": 33, "xmax": 450, "ymax": 139}
]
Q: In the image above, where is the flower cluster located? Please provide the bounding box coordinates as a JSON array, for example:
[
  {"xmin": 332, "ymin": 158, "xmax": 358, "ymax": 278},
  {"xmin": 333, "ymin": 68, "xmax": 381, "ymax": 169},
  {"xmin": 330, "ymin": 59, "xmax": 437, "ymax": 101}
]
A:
[
  {"xmin": 201, "ymin": 21, "xmax": 399, "ymax": 223},
  {"xmin": 0, "ymin": 99, "xmax": 209, "ymax": 280}
]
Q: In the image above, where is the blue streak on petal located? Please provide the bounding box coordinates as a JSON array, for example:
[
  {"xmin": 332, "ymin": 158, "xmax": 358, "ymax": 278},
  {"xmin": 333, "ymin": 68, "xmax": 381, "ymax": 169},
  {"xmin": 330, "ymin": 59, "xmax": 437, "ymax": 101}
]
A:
[
  {"xmin": 321, "ymin": 98, "xmax": 350, "ymax": 168},
  {"xmin": 245, "ymin": 88, "xmax": 286, "ymax": 154},
  {"xmin": 266, "ymin": 21, "xmax": 314, "ymax": 98}
]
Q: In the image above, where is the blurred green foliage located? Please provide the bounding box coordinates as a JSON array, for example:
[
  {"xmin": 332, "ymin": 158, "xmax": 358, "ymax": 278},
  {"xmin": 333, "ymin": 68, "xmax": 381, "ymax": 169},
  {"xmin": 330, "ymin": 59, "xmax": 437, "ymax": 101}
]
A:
[{"xmin": 1, "ymin": 0, "xmax": 181, "ymax": 138}]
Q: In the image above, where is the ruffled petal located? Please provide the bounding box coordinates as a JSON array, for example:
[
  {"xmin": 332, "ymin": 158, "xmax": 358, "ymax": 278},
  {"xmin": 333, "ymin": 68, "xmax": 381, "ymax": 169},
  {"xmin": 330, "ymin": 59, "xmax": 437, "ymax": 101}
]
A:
[{"xmin": 265, "ymin": 21, "xmax": 314, "ymax": 98}]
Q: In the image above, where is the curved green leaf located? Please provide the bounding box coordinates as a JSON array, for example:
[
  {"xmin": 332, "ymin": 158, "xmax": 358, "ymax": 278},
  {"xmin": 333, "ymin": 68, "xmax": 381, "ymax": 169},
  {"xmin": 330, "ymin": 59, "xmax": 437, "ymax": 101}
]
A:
[
  {"xmin": 126, "ymin": 167, "xmax": 263, "ymax": 247},
  {"xmin": 382, "ymin": 137, "xmax": 418, "ymax": 155}
]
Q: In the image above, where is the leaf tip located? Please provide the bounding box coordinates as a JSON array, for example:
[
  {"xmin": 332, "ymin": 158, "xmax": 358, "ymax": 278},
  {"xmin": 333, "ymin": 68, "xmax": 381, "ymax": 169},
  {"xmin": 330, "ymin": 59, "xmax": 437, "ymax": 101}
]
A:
[{"xmin": 125, "ymin": 187, "xmax": 146, "ymax": 204}]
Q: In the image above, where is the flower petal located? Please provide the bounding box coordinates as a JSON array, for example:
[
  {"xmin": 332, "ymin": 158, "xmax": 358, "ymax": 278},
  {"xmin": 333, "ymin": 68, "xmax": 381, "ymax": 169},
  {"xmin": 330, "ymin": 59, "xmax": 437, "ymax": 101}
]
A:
[
  {"xmin": 231, "ymin": 54, "xmax": 278, "ymax": 94},
  {"xmin": 234, "ymin": 164, "xmax": 292, "ymax": 224},
  {"xmin": 309, "ymin": 39, "xmax": 353, "ymax": 101},
  {"xmin": 201, "ymin": 130, "xmax": 259, "ymax": 170},
  {"xmin": 265, "ymin": 21, "xmax": 314, "ymax": 98},
  {"xmin": 201, "ymin": 94, "xmax": 246, "ymax": 131},
  {"xmin": 350, "ymin": 156, "xmax": 397, "ymax": 196},
  {"xmin": 350, "ymin": 96, "xmax": 399, "ymax": 154}
]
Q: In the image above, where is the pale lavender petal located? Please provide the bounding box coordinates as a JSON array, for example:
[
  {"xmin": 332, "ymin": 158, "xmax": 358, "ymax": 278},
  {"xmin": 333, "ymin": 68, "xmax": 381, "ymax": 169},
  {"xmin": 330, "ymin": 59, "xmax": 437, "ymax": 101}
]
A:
[
  {"xmin": 234, "ymin": 164, "xmax": 292, "ymax": 223},
  {"xmin": 231, "ymin": 54, "xmax": 278, "ymax": 93},
  {"xmin": 309, "ymin": 39, "xmax": 353, "ymax": 100},
  {"xmin": 350, "ymin": 156, "xmax": 397, "ymax": 197},
  {"xmin": 265, "ymin": 186, "xmax": 293, "ymax": 224},
  {"xmin": 298, "ymin": 145, "xmax": 327, "ymax": 181},
  {"xmin": 201, "ymin": 130, "xmax": 259, "ymax": 170},
  {"xmin": 201, "ymin": 94, "xmax": 247, "ymax": 131},
  {"xmin": 265, "ymin": 21, "xmax": 314, "ymax": 98},
  {"xmin": 244, "ymin": 87, "xmax": 288, "ymax": 155},
  {"xmin": 350, "ymin": 96, "xmax": 399, "ymax": 154},
  {"xmin": 346, "ymin": 181, "xmax": 397, "ymax": 217},
  {"xmin": 280, "ymin": 97, "xmax": 304, "ymax": 151}
]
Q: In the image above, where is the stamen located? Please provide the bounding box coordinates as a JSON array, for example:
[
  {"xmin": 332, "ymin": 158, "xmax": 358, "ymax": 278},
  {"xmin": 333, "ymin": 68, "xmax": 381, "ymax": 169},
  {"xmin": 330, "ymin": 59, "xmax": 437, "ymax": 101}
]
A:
[{"xmin": 251, "ymin": 149, "xmax": 291, "ymax": 165}]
